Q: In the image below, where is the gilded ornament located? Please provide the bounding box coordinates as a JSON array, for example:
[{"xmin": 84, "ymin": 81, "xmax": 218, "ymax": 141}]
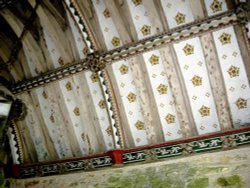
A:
[
  {"xmin": 210, "ymin": 0, "xmax": 222, "ymax": 13},
  {"xmin": 199, "ymin": 105, "xmax": 210, "ymax": 117},
  {"xmin": 140, "ymin": 25, "xmax": 151, "ymax": 36},
  {"xmin": 127, "ymin": 92, "xmax": 136, "ymax": 103},
  {"xmin": 219, "ymin": 32, "xmax": 231, "ymax": 45},
  {"xmin": 227, "ymin": 66, "xmax": 239, "ymax": 78},
  {"xmin": 90, "ymin": 73, "xmax": 99, "ymax": 83},
  {"xmin": 235, "ymin": 98, "xmax": 247, "ymax": 109},
  {"xmin": 132, "ymin": 0, "xmax": 142, "ymax": 6},
  {"xmin": 149, "ymin": 54, "xmax": 159, "ymax": 65},
  {"xmin": 165, "ymin": 114, "xmax": 175, "ymax": 124},
  {"xmin": 111, "ymin": 37, "xmax": 121, "ymax": 47},
  {"xmin": 73, "ymin": 107, "xmax": 80, "ymax": 116},
  {"xmin": 65, "ymin": 81, "xmax": 72, "ymax": 91},
  {"xmin": 86, "ymin": 53, "xmax": 105, "ymax": 72},
  {"xmin": 119, "ymin": 64, "xmax": 129, "ymax": 75},
  {"xmin": 191, "ymin": 75, "xmax": 202, "ymax": 86},
  {"xmin": 98, "ymin": 100, "xmax": 106, "ymax": 109},
  {"xmin": 157, "ymin": 84, "xmax": 168, "ymax": 95},
  {"xmin": 183, "ymin": 44, "xmax": 194, "ymax": 56},
  {"xmin": 135, "ymin": 120, "xmax": 145, "ymax": 130},
  {"xmin": 103, "ymin": 8, "xmax": 110, "ymax": 18},
  {"xmin": 106, "ymin": 126, "xmax": 112, "ymax": 136},
  {"xmin": 175, "ymin": 12, "xmax": 186, "ymax": 25}
]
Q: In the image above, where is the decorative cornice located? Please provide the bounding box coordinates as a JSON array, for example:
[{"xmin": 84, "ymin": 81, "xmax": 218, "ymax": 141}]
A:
[
  {"xmin": 11, "ymin": 11, "xmax": 238, "ymax": 94},
  {"xmin": 12, "ymin": 126, "xmax": 250, "ymax": 178}
]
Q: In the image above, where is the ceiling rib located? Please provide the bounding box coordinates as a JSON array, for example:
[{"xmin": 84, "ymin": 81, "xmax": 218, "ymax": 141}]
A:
[{"xmin": 11, "ymin": 11, "xmax": 237, "ymax": 94}]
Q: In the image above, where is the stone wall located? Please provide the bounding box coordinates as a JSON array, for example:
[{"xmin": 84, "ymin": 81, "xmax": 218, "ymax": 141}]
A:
[{"xmin": 8, "ymin": 146, "xmax": 250, "ymax": 188}]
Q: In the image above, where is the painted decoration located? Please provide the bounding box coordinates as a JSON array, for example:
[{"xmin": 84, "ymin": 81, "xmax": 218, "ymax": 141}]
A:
[
  {"xmin": 212, "ymin": 26, "xmax": 250, "ymax": 127},
  {"xmin": 173, "ymin": 37, "xmax": 221, "ymax": 134}
]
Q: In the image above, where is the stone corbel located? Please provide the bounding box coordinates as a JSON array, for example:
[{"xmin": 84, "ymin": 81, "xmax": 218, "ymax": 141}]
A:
[{"xmin": 236, "ymin": 2, "xmax": 250, "ymax": 24}]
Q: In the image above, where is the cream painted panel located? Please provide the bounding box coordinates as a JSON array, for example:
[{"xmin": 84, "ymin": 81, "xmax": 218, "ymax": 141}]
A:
[
  {"xmin": 42, "ymin": 27, "xmax": 61, "ymax": 68},
  {"xmin": 142, "ymin": 50, "xmax": 182, "ymax": 140},
  {"xmin": 160, "ymin": 0, "xmax": 194, "ymax": 29},
  {"xmin": 58, "ymin": 78, "xmax": 88, "ymax": 155},
  {"xmin": 92, "ymin": 0, "xmax": 122, "ymax": 50},
  {"xmin": 92, "ymin": 0, "xmax": 148, "ymax": 146},
  {"xmin": 204, "ymin": 0, "xmax": 228, "ymax": 16},
  {"xmin": 34, "ymin": 87, "xmax": 73, "ymax": 158},
  {"xmin": 18, "ymin": 93, "xmax": 51, "ymax": 161},
  {"xmin": 66, "ymin": 10, "xmax": 114, "ymax": 151},
  {"xmin": 78, "ymin": 72, "xmax": 115, "ymax": 151},
  {"xmin": 173, "ymin": 37, "xmax": 221, "ymax": 134},
  {"xmin": 111, "ymin": 60, "xmax": 148, "ymax": 146},
  {"xmin": 212, "ymin": 26, "xmax": 250, "ymax": 127},
  {"xmin": 125, "ymin": 0, "xmax": 156, "ymax": 39}
]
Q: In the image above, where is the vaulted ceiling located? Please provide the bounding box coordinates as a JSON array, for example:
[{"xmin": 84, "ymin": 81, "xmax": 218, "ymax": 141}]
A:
[{"xmin": 0, "ymin": 0, "xmax": 250, "ymax": 165}]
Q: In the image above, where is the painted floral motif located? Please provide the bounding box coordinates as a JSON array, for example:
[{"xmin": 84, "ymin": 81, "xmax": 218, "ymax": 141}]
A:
[
  {"xmin": 140, "ymin": 24, "xmax": 151, "ymax": 36},
  {"xmin": 90, "ymin": 73, "xmax": 99, "ymax": 83},
  {"xmin": 127, "ymin": 92, "xmax": 137, "ymax": 103},
  {"xmin": 235, "ymin": 98, "xmax": 247, "ymax": 109},
  {"xmin": 157, "ymin": 84, "xmax": 168, "ymax": 95},
  {"xmin": 111, "ymin": 37, "xmax": 121, "ymax": 47},
  {"xmin": 65, "ymin": 81, "xmax": 72, "ymax": 91},
  {"xmin": 132, "ymin": 0, "xmax": 142, "ymax": 6},
  {"xmin": 210, "ymin": 0, "xmax": 222, "ymax": 13},
  {"xmin": 149, "ymin": 54, "xmax": 159, "ymax": 65},
  {"xmin": 73, "ymin": 107, "xmax": 80, "ymax": 116},
  {"xmin": 165, "ymin": 114, "xmax": 175, "ymax": 124},
  {"xmin": 219, "ymin": 32, "xmax": 231, "ymax": 45},
  {"xmin": 98, "ymin": 100, "xmax": 106, "ymax": 109},
  {"xmin": 175, "ymin": 12, "xmax": 186, "ymax": 25},
  {"xmin": 119, "ymin": 64, "xmax": 129, "ymax": 75},
  {"xmin": 135, "ymin": 120, "xmax": 145, "ymax": 130},
  {"xmin": 199, "ymin": 105, "xmax": 210, "ymax": 117},
  {"xmin": 227, "ymin": 66, "xmax": 240, "ymax": 78},
  {"xmin": 42, "ymin": 91, "xmax": 48, "ymax": 99},
  {"xmin": 82, "ymin": 47, "xmax": 89, "ymax": 56},
  {"xmin": 183, "ymin": 44, "xmax": 194, "ymax": 56},
  {"xmin": 106, "ymin": 126, "xmax": 112, "ymax": 136},
  {"xmin": 191, "ymin": 75, "xmax": 202, "ymax": 86},
  {"xmin": 103, "ymin": 8, "xmax": 110, "ymax": 18}
]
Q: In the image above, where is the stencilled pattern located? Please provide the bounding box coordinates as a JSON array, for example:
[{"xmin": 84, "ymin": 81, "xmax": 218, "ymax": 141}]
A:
[
  {"xmin": 125, "ymin": 0, "xmax": 155, "ymax": 39},
  {"xmin": 173, "ymin": 37, "xmax": 221, "ymax": 135},
  {"xmin": 204, "ymin": 0, "xmax": 228, "ymax": 16},
  {"xmin": 92, "ymin": 0, "xmax": 122, "ymax": 50},
  {"xmin": 142, "ymin": 50, "xmax": 182, "ymax": 140},
  {"xmin": 160, "ymin": 0, "xmax": 194, "ymax": 29},
  {"xmin": 212, "ymin": 26, "xmax": 250, "ymax": 127}
]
